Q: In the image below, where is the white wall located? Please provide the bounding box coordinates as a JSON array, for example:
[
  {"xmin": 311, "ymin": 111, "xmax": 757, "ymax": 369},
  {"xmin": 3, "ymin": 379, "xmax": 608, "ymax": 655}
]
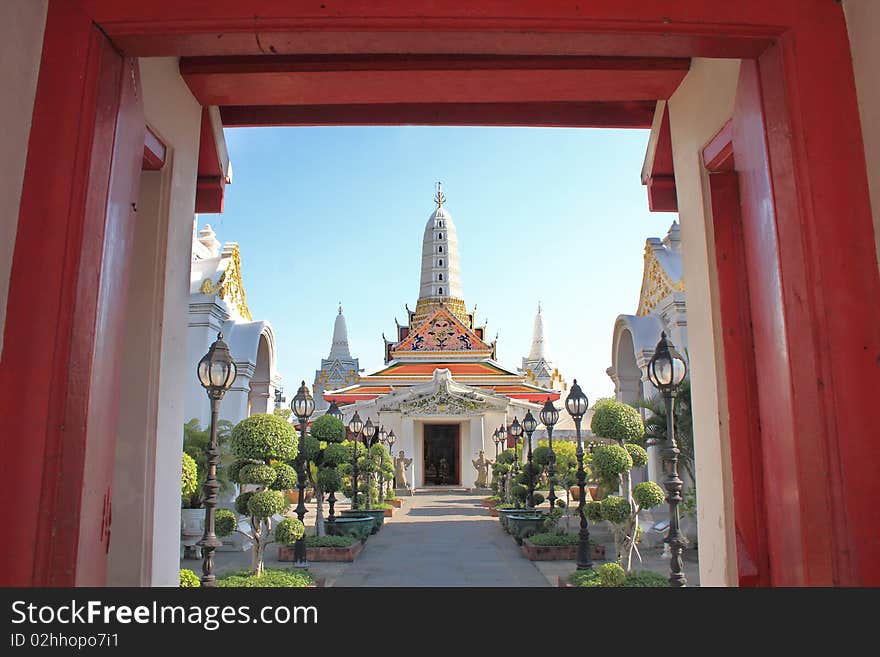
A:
[
  {"xmin": 667, "ymin": 58, "xmax": 742, "ymax": 587},
  {"xmin": 0, "ymin": 0, "xmax": 47, "ymax": 353},
  {"xmin": 106, "ymin": 58, "xmax": 202, "ymax": 586},
  {"xmin": 843, "ymin": 0, "xmax": 880, "ymax": 270}
]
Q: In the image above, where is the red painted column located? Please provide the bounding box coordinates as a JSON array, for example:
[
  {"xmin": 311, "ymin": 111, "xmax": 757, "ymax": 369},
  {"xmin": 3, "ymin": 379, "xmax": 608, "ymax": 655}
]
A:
[
  {"xmin": 0, "ymin": 1, "xmax": 143, "ymax": 586},
  {"xmin": 732, "ymin": 13, "xmax": 880, "ymax": 585}
]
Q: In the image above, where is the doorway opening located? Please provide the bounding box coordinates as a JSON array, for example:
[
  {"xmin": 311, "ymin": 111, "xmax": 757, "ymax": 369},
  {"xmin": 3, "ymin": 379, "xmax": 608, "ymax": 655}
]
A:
[{"xmin": 423, "ymin": 424, "xmax": 460, "ymax": 486}]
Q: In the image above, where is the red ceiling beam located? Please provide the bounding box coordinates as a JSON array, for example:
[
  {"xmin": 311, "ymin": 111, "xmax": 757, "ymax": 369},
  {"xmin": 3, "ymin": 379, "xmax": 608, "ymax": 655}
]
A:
[
  {"xmin": 78, "ymin": 0, "xmax": 787, "ymax": 59},
  {"xmin": 180, "ymin": 55, "xmax": 689, "ymax": 107},
  {"xmin": 195, "ymin": 107, "xmax": 229, "ymax": 214},
  {"xmin": 220, "ymin": 101, "xmax": 657, "ymax": 129},
  {"xmin": 643, "ymin": 101, "xmax": 678, "ymax": 212}
]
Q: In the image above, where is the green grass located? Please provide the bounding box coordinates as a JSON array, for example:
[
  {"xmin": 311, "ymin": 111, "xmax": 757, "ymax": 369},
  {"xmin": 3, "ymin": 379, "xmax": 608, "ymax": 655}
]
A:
[
  {"xmin": 217, "ymin": 568, "xmax": 314, "ymax": 588},
  {"xmin": 305, "ymin": 534, "xmax": 357, "ymax": 548}
]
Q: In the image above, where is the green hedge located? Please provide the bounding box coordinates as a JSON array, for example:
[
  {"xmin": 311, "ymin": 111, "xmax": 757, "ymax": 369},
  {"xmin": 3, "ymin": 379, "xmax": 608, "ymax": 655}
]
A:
[
  {"xmin": 305, "ymin": 534, "xmax": 356, "ymax": 548},
  {"xmin": 217, "ymin": 569, "xmax": 313, "ymax": 588}
]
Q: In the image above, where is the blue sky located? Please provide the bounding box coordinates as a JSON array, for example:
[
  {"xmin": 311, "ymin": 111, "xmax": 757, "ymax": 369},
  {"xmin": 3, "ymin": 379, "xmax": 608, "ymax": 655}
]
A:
[{"xmin": 213, "ymin": 126, "xmax": 675, "ymax": 405}]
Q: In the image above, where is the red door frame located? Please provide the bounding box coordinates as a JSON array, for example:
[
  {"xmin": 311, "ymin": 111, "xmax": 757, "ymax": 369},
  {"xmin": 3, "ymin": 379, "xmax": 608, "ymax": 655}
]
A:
[{"xmin": 3, "ymin": 0, "xmax": 878, "ymax": 586}]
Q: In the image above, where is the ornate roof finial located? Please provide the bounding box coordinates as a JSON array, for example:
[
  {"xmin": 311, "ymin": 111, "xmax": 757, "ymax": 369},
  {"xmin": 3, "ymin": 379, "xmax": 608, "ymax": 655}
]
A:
[
  {"xmin": 538, "ymin": 301, "xmax": 542, "ymax": 314},
  {"xmin": 338, "ymin": 302, "xmax": 343, "ymax": 314},
  {"xmin": 434, "ymin": 181, "xmax": 446, "ymax": 208}
]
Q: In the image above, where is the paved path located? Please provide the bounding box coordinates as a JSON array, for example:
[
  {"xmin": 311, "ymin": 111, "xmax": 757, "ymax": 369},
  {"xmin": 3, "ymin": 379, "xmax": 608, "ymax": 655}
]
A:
[{"xmin": 332, "ymin": 493, "xmax": 550, "ymax": 587}]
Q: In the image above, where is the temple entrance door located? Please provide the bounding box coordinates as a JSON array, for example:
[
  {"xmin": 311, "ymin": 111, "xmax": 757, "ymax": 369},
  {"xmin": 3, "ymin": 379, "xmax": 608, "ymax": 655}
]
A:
[{"xmin": 423, "ymin": 424, "xmax": 460, "ymax": 486}]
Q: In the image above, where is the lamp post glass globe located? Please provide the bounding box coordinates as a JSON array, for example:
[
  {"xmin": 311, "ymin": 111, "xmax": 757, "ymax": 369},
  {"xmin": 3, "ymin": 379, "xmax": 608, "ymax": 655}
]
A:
[
  {"xmin": 565, "ymin": 379, "xmax": 589, "ymax": 419},
  {"xmin": 387, "ymin": 430, "xmax": 396, "ymax": 448},
  {"xmin": 197, "ymin": 332, "xmax": 237, "ymax": 395},
  {"xmin": 509, "ymin": 417, "xmax": 523, "ymax": 439},
  {"xmin": 327, "ymin": 400, "xmax": 343, "ymax": 422},
  {"xmin": 522, "ymin": 411, "xmax": 538, "ymax": 434},
  {"xmin": 647, "ymin": 331, "xmax": 688, "ymax": 392},
  {"xmin": 378, "ymin": 425, "xmax": 387, "ymax": 445},
  {"xmin": 348, "ymin": 411, "xmax": 363, "ymax": 436},
  {"xmin": 291, "ymin": 380, "xmax": 315, "ymax": 420},
  {"xmin": 540, "ymin": 397, "xmax": 559, "ymax": 428},
  {"xmin": 363, "ymin": 418, "xmax": 376, "ymax": 441}
]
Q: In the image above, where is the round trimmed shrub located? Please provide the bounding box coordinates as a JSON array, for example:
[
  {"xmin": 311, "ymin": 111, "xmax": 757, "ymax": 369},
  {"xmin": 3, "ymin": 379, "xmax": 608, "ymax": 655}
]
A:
[
  {"xmin": 215, "ymin": 508, "xmax": 237, "ymax": 537},
  {"xmin": 533, "ymin": 445, "xmax": 552, "ymax": 467},
  {"xmin": 600, "ymin": 495, "xmax": 632, "ymax": 524},
  {"xmin": 511, "ymin": 484, "xmax": 528, "ymax": 504},
  {"xmin": 302, "ymin": 434, "xmax": 321, "ymax": 463},
  {"xmin": 532, "ymin": 492, "xmax": 546, "ymax": 506},
  {"xmin": 234, "ymin": 491, "xmax": 254, "ymax": 516},
  {"xmin": 633, "ymin": 481, "xmax": 666, "ymax": 509},
  {"xmin": 237, "ymin": 463, "xmax": 277, "ymax": 487},
  {"xmin": 231, "ymin": 414, "xmax": 298, "ymax": 462},
  {"xmin": 497, "ymin": 448, "xmax": 516, "ymax": 465},
  {"xmin": 180, "ymin": 568, "xmax": 200, "ymax": 587},
  {"xmin": 246, "ymin": 490, "xmax": 286, "ymax": 519},
  {"xmin": 597, "ymin": 562, "xmax": 626, "ymax": 587},
  {"xmin": 625, "ymin": 443, "xmax": 649, "ymax": 468},
  {"xmin": 269, "ymin": 463, "xmax": 297, "ymax": 491},
  {"xmin": 181, "ymin": 452, "xmax": 199, "ymax": 497},
  {"xmin": 590, "ymin": 400, "xmax": 645, "ymax": 443},
  {"xmin": 228, "ymin": 458, "xmax": 260, "ymax": 482},
  {"xmin": 322, "ymin": 442, "xmax": 351, "ymax": 467},
  {"xmin": 317, "ymin": 467, "xmax": 342, "ymax": 493},
  {"xmin": 592, "ymin": 444, "xmax": 634, "ymax": 481},
  {"xmin": 585, "ymin": 501, "xmax": 604, "ymax": 522},
  {"xmin": 309, "ymin": 414, "xmax": 346, "ymax": 443},
  {"xmin": 274, "ymin": 517, "xmax": 305, "ymax": 545}
]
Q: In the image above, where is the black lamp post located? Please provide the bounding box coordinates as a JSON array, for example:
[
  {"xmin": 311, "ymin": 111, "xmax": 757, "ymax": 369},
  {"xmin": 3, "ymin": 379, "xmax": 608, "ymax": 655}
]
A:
[
  {"xmin": 492, "ymin": 428, "xmax": 500, "ymax": 457},
  {"xmin": 387, "ymin": 429, "xmax": 396, "ymax": 450},
  {"xmin": 195, "ymin": 332, "xmax": 237, "ymax": 587},
  {"xmin": 347, "ymin": 411, "xmax": 363, "ymax": 510},
  {"xmin": 521, "ymin": 411, "xmax": 538, "ymax": 508},
  {"xmin": 326, "ymin": 400, "xmax": 343, "ymax": 422},
  {"xmin": 540, "ymin": 398, "xmax": 560, "ymax": 510},
  {"xmin": 376, "ymin": 425, "xmax": 387, "ymax": 503},
  {"xmin": 508, "ymin": 417, "xmax": 523, "ymax": 505},
  {"xmin": 361, "ymin": 419, "xmax": 376, "ymax": 509},
  {"xmin": 291, "ymin": 381, "xmax": 315, "ymax": 567},
  {"xmin": 565, "ymin": 379, "xmax": 592, "ymax": 570},
  {"xmin": 647, "ymin": 331, "xmax": 689, "ymax": 588},
  {"xmin": 325, "ymin": 401, "xmax": 343, "ymax": 523}
]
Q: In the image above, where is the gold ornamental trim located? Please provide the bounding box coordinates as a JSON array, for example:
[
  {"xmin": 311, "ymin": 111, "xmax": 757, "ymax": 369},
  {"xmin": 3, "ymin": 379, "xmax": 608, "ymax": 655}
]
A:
[
  {"xmin": 412, "ymin": 296, "xmax": 470, "ymax": 328},
  {"xmin": 198, "ymin": 245, "xmax": 253, "ymax": 321},
  {"xmin": 636, "ymin": 246, "xmax": 684, "ymax": 316}
]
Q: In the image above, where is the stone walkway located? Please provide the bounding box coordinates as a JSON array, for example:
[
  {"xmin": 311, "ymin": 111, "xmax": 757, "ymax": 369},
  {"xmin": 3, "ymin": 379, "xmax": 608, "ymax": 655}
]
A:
[{"xmin": 332, "ymin": 493, "xmax": 550, "ymax": 587}]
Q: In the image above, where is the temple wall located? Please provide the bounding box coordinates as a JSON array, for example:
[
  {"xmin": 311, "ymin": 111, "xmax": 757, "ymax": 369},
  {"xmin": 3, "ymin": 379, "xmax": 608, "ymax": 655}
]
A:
[
  {"xmin": 843, "ymin": 0, "xmax": 880, "ymax": 270},
  {"xmin": 0, "ymin": 0, "xmax": 47, "ymax": 353},
  {"xmin": 105, "ymin": 57, "xmax": 202, "ymax": 586},
  {"xmin": 667, "ymin": 58, "xmax": 742, "ymax": 587}
]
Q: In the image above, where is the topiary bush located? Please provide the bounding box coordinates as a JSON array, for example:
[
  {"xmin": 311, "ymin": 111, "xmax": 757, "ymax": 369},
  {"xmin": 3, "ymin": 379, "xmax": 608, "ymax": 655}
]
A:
[
  {"xmin": 179, "ymin": 568, "xmax": 200, "ymax": 588},
  {"xmin": 305, "ymin": 534, "xmax": 356, "ymax": 548},
  {"xmin": 215, "ymin": 508, "xmax": 238, "ymax": 538},
  {"xmin": 623, "ymin": 570, "xmax": 669, "ymax": 587},
  {"xmin": 238, "ymin": 463, "xmax": 278, "ymax": 487},
  {"xmin": 274, "ymin": 517, "xmax": 305, "ymax": 546},
  {"xmin": 234, "ymin": 491, "xmax": 254, "ymax": 516},
  {"xmin": 625, "ymin": 443, "xmax": 649, "ymax": 469},
  {"xmin": 270, "ymin": 462, "xmax": 297, "ymax": 491},
  {"xmin": 317, "ymin": 467, "xmax": 342, "ymax": 493},
  {"xmin": 322, "ymin": 442, "xmax": 352, "ymax": 468},
  {"xmin": 600, "ymin": 496, "xmax": 632, "ymax": 524},
  {"xmin": 246, "ymin": 490, "xmax": 286, "ymax": 518},
  {"xmin": 309, "ymin": 414, "xmax": 346, "ymax": 443},
  {"xmin": 633, "ymin": 481, "xmax": 666, "ymax": 509},
  {"xmin": 568, "ymin": 569, "xmax": 603, "ymax": 587},
  {"xmin": 597, "ymin": 562, "xmax": 627, "ymax": 587},
  {"xmin": 530, "ymin": 532, "xmax": 580, "ymax": 546},
  {"xmin": 181, "ymin": 452, "xmax": 199, "ymax": 498},
  {"xmin": 590, "ymin": 400, "xmax": 645, "ymax": 444},
  {"xmin": 592, "ymin": 444, "xmax": 633, "ymax": 482},
  {"xmin": 231, "ymin": 414, "xmax": 298, "ymax": 462}
]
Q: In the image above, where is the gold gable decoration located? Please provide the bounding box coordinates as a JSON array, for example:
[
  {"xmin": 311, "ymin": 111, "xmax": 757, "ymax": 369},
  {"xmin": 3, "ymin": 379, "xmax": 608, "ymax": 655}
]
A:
[
  {"xmin": 412, "ymin": 296, "xmax": 470, "ymax": 329},
  {"xmin": 636, "ymin": 246, "xmax": 685, "ymax": 316},
  {"xmin": 198, "ymin": 245, "xmax": 253, "ymax": 321}
]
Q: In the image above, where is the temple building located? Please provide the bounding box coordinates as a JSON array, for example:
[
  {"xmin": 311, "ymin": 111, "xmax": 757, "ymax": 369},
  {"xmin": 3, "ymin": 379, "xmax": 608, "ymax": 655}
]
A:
[
  {"xmin": 185, "ymin": 222, "xmax": 281, "ymax": 428},
  {"xmin": 324, "ymin": 185, "xmax": 560, "ymax": 489},
  {"xmin": 312, "ymin": 305, "xmax": 362, "ymax": 411},
  {"xmin": 607, "ymin": 220, "xmax": 688, "ymax": 483},
  {"xmin": 519, "ymin": 303, "xmax": 567, "ymax": 392}
]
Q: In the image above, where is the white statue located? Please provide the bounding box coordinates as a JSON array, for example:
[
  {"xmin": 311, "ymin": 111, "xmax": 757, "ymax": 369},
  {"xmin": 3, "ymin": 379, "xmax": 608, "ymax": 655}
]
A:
[
  {"xmin": 472, "ymin": 450, "xmax": 490, "ymax": 488},
  {"xmin": 394, "ymin": 451, "xmax": 413, "ymax": 489}
]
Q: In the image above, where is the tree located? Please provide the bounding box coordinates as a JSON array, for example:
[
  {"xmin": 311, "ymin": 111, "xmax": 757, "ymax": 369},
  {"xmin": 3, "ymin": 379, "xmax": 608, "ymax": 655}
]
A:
[
  {"xmin": 636, "ymin": 378, "xmax": 694, "ymax": 483},
  {"xmin": 305, "ymin": 415, "xmax": 347, "ymax": 536},
  {"xmin": 215, "ymin": 413, "xmax": 298, "ymax": 575},
  {"xmin": 182, "ymin": 418, "xmax": 234, "ymax": 508},
  {"xmin": 589, "ymin": 400, "xmax": 665, "ymax": 572}
]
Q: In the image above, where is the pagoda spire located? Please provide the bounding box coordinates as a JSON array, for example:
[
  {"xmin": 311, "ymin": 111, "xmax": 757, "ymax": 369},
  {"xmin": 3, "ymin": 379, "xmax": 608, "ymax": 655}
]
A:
[
  {"xmin": 528, "ymin": 302, "xmax": 548, "ymax": 360},
  {"xmin": 328, "ymin": 303, "xmax": 351, "ymax": 359},
  {"xmin": 434, "ymin": 181, "xmax": 446, "ymax": 207}
]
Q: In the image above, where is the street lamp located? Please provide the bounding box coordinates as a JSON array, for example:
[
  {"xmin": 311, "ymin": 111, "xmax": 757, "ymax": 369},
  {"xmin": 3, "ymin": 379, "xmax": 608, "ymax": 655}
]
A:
[
  {"xmin": 508, "ymin": 417, "xmax": 523, "ymax": 506},
  {"xmin": 326, "ymin": 400, "xmax": 343, "ymax": 423},
  {"xmin": 540, "ymin": 398, "xmax": 560, "ymax": 510},
  {"xmin": 492, "ymin": 428, "xmax": 500, "ymax": 457},
  {"xmin": 290, "ymin": 381, "xmax": 315, "ymax": 567},
  {"xmin": 521, "ymin": 411, "xmax": 538, "ymax": 508},
  {"xmin": 362, "ymin": 419, "xmax": 376, "ymax": 509},
  {"xmin": 377, "ymin": 425, "xmax": 387, "ymax": 448},
  {"xmin": 195, "ymin": 332, "xmax": 237, "ymax": 587},
  {"xmin": 348, "ymin": 411, "xmax": 364, "ymax": 510},
  {"xmin": 647, "ymin": 331, "xmax": 689, "ymax": 588},
  {"xmin": 565, "ymin": 379, "xmax": 592, "ymax": 570},
  {"xmin": 498, "ymin": 423, "xmax": 507, "ymax": 457},
  {"xmin": 387, "ymin": 429, "xmax": 396, "ymax": 450}
]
